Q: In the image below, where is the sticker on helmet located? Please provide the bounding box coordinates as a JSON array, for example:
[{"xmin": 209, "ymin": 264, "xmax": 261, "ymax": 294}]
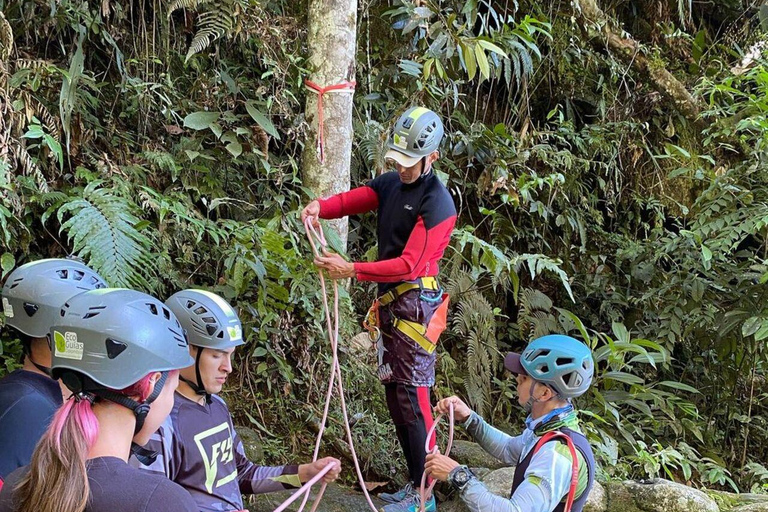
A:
[
  {"xmin": 408, "ymin": 107, "xmax": 429, "ymax": 120},
  {"xmin": 227, "ymin": 325, "xmax": 242, "ymax": 341},
  {"xmin": 2, "ymin": 297, "xmax": 14, "ymax": 318},
  {"xmin": 393, "ymin": 133, "xmax": 408, "ymax": 150},
  {"xmin": 53, "ymin": 330, "xmax": 84, "ymax": 360}
]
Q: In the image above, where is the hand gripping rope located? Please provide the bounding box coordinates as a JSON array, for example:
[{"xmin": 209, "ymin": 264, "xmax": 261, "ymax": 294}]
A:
[
  {"xmin": 272, "ymin": 217, "xmax": 378, "ymax": 512},
  {"xmin": 419, "ymin": 402, "xmax": 455, "ymax": 512},
  {"xmin": 304, "ymin": 80, "xmax": 356, "ymax": 164}
]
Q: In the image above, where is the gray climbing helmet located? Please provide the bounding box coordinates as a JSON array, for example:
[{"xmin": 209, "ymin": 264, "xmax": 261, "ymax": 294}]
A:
[
  {"xmin": 385, "ymin": 107, "xmax": 445, "ymax": 167},
  {"xmin": 50, "ymin": 288, "xmax": 194, "ymax": 390},
  {"xmin": 165, "ymin": 289, "xmax": 244, "ymax": 350},
  {"xmin": 2, "ymin": 258, "xmax": 108, "ymax": 338}
]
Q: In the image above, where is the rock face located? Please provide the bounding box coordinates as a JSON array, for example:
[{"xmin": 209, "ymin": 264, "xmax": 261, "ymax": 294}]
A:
[
  {"xmin": 585, "ymin": 481, "xmax": 608, "ymax": 512},
  {"xmin": 731, "ymin": 505, "xmax": 768, "ymax": 512},
  {"xmin": 449, "ymin": 440, "xmax": 510, "ymax": 471},
  {"xmin": 708, "ymin": 491, "xmax": 768, "ymax": 511},
  {"xmin": 235, "ymin": 426, "xmax": 265, "ymax": 463},
  {"xmin": 606, "ymin": 479, "xmax": 719, "ymax": 512}
]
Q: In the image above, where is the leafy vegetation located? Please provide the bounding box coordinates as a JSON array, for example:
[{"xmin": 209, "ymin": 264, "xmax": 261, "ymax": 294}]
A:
[{"xmin": 1, "ymin": 0, "xmax": 767, "ymax": 494}]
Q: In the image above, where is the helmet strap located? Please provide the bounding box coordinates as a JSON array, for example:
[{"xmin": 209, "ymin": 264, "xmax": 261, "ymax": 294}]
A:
[
  {"xmin": 179, "ymin": 346, "xmax": 211, "ymax": 404},
  {"xmin": 96, "ymin": 371, "xmax": 168, "ymax": 435}
]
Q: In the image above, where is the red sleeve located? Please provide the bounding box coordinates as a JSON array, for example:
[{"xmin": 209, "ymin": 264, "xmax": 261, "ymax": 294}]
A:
[
  {"xmin": 317, "ymin": 186, "xmax": 379, "ymax": 219},
  {"xmin": 354, "ymin": 215, "xmax": 456, "ymax": 282}
]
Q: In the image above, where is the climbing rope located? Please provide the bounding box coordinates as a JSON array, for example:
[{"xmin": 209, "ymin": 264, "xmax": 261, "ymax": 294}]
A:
[
  {"xmin": 304, "ymin": 80, "xmax": 356, "ymax": 164},
  {"xmin": 271, "ymin": 217, "xmax": 378, "ymax": 512},
  {"xmin": 419, "ymin": 402, "xmax": 455, "ymax": 512}
]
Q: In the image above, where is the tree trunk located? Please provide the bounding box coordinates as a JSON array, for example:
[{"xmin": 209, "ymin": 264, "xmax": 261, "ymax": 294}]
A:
[
  {"xmin": 302, "ymin": 0, "xmax": 357, "ymax": 249},
  {"xmin": 574, "ymin": 0, "xmax": 703, "ymax": 124}
]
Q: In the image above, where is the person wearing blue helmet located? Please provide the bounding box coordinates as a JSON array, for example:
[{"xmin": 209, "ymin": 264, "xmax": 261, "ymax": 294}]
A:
[{"xmin": 424, "ymin": 334, "xmax": 596, "ymax": 512}]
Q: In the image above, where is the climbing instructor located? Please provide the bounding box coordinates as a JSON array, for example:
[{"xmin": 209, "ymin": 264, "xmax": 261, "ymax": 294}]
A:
[{"xmin": 301, "ymin": 106, "xmax": 457, "ymax": 512}]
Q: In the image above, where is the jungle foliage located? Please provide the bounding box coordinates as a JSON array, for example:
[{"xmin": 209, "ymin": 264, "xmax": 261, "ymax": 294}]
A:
[{"xmin": 0, "ymin": 0, "xmax": 767, "ymax": 493}]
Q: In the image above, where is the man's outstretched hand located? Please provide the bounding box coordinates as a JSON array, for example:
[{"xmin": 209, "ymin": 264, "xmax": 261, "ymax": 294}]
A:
[{"xmin": 314, "ymin": 249, "xmax": 356, "ymax": 280}]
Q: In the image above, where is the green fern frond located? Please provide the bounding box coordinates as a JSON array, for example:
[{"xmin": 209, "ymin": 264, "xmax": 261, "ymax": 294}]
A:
[
  {"xmin": 180, "ymin": 0, "xmax": 246, "ymax": 62},
  {"xmin": 143, "ymin": 150, "xmax": 178, "ymax": 174},
  {"xmin": 56, "ymin": 182, "xmax": 157, "ymax": 291},
  {"xmin": 168, "ymin": 0, "xmax": 214, "ymax": 16},
  {"xmin": 13, "ymin": 144, "xmax": 49, "ymax": 193}
]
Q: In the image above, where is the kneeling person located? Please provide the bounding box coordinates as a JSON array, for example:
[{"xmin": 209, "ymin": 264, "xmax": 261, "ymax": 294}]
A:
[
  {"xmin": 425, "ymin": 335, "xmax": 596, "ymax": 512},
  {"xmin": 138, "ymin": 289, "xmax": 341, "ymax": 512}
]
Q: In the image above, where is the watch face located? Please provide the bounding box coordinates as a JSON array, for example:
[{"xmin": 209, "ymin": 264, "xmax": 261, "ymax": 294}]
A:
[{"xmin": 455, "ymin": 469, "xmax": 469, "ymax": 484}]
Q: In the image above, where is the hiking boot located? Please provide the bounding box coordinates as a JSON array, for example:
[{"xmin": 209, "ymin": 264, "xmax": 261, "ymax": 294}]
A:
[
  {"xmin": 379, "ymin": 493, "xmax": 436, "ymax": 512},
  {"xmin": 379, "ymin": 482, "xmax": 414, "ymax": 504}
]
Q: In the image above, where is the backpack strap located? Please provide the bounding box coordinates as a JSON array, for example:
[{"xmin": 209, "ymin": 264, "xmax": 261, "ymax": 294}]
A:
[{"xmin": 532, "ymin": 431, "xmax": 579, "ymax": 512}]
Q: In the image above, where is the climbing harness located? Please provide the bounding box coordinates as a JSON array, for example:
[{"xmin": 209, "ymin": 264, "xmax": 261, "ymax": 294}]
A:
[
  {"xmin": 271, "ymin": 218, "xmax": 378, "ymax": 512},
  {"xmin": 363, "ymin": 277, "xmax": 450, "ymax": 357},
  {"xmin": 419, "ymin": 401, "xmax": 455, "ymax": 512},
  {"xmin": 304, "ymin": 80, "xmax": 356, "ymax": 164}
]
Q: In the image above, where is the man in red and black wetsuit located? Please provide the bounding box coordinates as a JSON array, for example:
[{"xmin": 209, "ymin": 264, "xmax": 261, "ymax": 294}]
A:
[{"xmin": 302, "ymin": 107, "xmax": 457, "ymax": 512}]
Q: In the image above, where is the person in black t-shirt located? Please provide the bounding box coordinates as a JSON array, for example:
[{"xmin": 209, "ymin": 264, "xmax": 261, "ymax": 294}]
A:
[
  {"xmin": 0, "ymin": 258, "xmax": 107, "ymax": 488},
  {"xmin": 137, "ymin": 289, "xmax": 341, "ymax": 512},
  {"xmin": 0, "ymin": 289, "xmax": 198, "ymax": 512}
]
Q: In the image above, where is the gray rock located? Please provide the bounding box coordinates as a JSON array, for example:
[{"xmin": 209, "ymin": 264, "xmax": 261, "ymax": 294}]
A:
[
  {"xmin": 235, "ymin": 426, "xmax": 265, "ymax": 463},
  {"xmin": 606, "ymin": 479, "xmax": 719, "ymax": 512},
  {"xmin": 708, "ymin": 491, "xmax": 768, "ymax": 510},
  {"xmin": 449, "ymin": 440, "xmax": 509, "ymax": 471},
  {"xmin": 480, "ymin": 466, "xmax": 517, "ymax": 496},
  {"xmin": 585, "ymin": 482, "xmax": 607, "ymax": 512},
  {"xmin": 244, "ymin": 483, "xmax": 386, "ymax": 512},
  {"xmin": 732, "ymin": 505, "xmax": 768, "ymax": 512}
]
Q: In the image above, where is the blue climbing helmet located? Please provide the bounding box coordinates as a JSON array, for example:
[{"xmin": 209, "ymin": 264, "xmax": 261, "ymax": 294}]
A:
[{"xmin": 505, "ymin": 334, "xmax": 594, "ymax": 399}]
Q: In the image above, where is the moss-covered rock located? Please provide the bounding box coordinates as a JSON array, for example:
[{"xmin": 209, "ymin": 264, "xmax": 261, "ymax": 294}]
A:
[
  {"xmin": 449, "ymin": 440, "xmax": 509, "ymax": 471},
  {"xmin": 607, "ymin": 479, "xmax": 718, "ymax": 512}
]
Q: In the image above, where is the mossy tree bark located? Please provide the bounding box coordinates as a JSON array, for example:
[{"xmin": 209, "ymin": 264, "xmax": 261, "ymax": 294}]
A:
[
  {"xmin": 301, "ymin": 0, "xmax": 357, "ymax": 249},
  {"xmin": 575, "ymin": 0, "xmax": 703, "ymax": 124}
]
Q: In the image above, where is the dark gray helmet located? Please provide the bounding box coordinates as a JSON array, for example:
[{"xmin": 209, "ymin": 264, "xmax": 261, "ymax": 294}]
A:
[
  {"xmin": 2, "ymin": 258, "xmax": 107, "ymax": 338},
  {"xmin": 165, "ymin": 289, "xmax": 244, "ymax": 350},
  {"xmin": 50, "ymin": 288, "xmax": 194, "ymax": 390},
  {"xmin": 385, "ymin": 107, "xmax": 444, "ymax": 167}
]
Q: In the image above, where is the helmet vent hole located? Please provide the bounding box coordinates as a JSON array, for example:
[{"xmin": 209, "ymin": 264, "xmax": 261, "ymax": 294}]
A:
[
  {"xmin": 217, "ymin": 331, "xmax": 224, "ymax": 339},
  {"xmin": 194, "ymin": 306, "xmax": 207, "ymax": 315},
  {"xmin": 23, "ymin": 302, "xmax": 39, "ymax": 317},
  {"xmin": 73, "ymin": 270, "xmax": 84, "ymax": 281},
  {"xmin": 9, "ymin": 279, "xmax": 21, "ymax": 289},
  {"xmin": 162, "ymin": 307, "xmax": 171, "ymax": 320},
  {"xmin": 147, "ymin": 303, "xmax": 158, "ymax": 315},
  {"xmin": 555, "ymin": 357, "xmax": 573, "ymax": 367},
  {"xmin": 186, "ymin": 300, "xmax": 196, "ymax": 309},
  {"xmin": 539, "ymin": 364, "xmax": 550, "ymax": 374},
  {"xmin": 105, "ymin": 338, "xmax": 128, "ymax": 359},
  {"xmin": 206, "ymin": 324, "xmax": 218, "ymax": 336},
  {"xmin": 202, "ymin": 316, "xmax": 216, "ymax": 324},
  {"xmin": 57, "ymin": 270, "xmax": 69, "ymax": 279},
  {"xmin": 83, "ymin": 306, "xmax": 105, "ymax": 319}
]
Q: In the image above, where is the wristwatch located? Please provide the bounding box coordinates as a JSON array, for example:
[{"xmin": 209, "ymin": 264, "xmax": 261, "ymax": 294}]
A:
[{"xmin": 448, "ymin": 465, "xmax": 475, "ymax": 492}]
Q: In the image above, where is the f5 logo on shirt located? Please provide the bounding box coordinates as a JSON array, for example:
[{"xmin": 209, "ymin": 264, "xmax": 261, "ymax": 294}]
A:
[{"xmin": 193, "ymin": 422, "xmax": 238, "ymax": 493}]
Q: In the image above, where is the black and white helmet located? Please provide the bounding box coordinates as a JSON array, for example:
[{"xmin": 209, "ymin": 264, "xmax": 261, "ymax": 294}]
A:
[{"xmin": 2, "ymin": 258, "xmax": 107, "ymax": 338}]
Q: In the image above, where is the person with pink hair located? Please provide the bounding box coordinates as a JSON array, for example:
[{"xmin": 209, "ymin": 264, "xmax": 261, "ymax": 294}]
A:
[{"xmin": 0, "ymin": 288, "xmax": 198, "ymax": 512}]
